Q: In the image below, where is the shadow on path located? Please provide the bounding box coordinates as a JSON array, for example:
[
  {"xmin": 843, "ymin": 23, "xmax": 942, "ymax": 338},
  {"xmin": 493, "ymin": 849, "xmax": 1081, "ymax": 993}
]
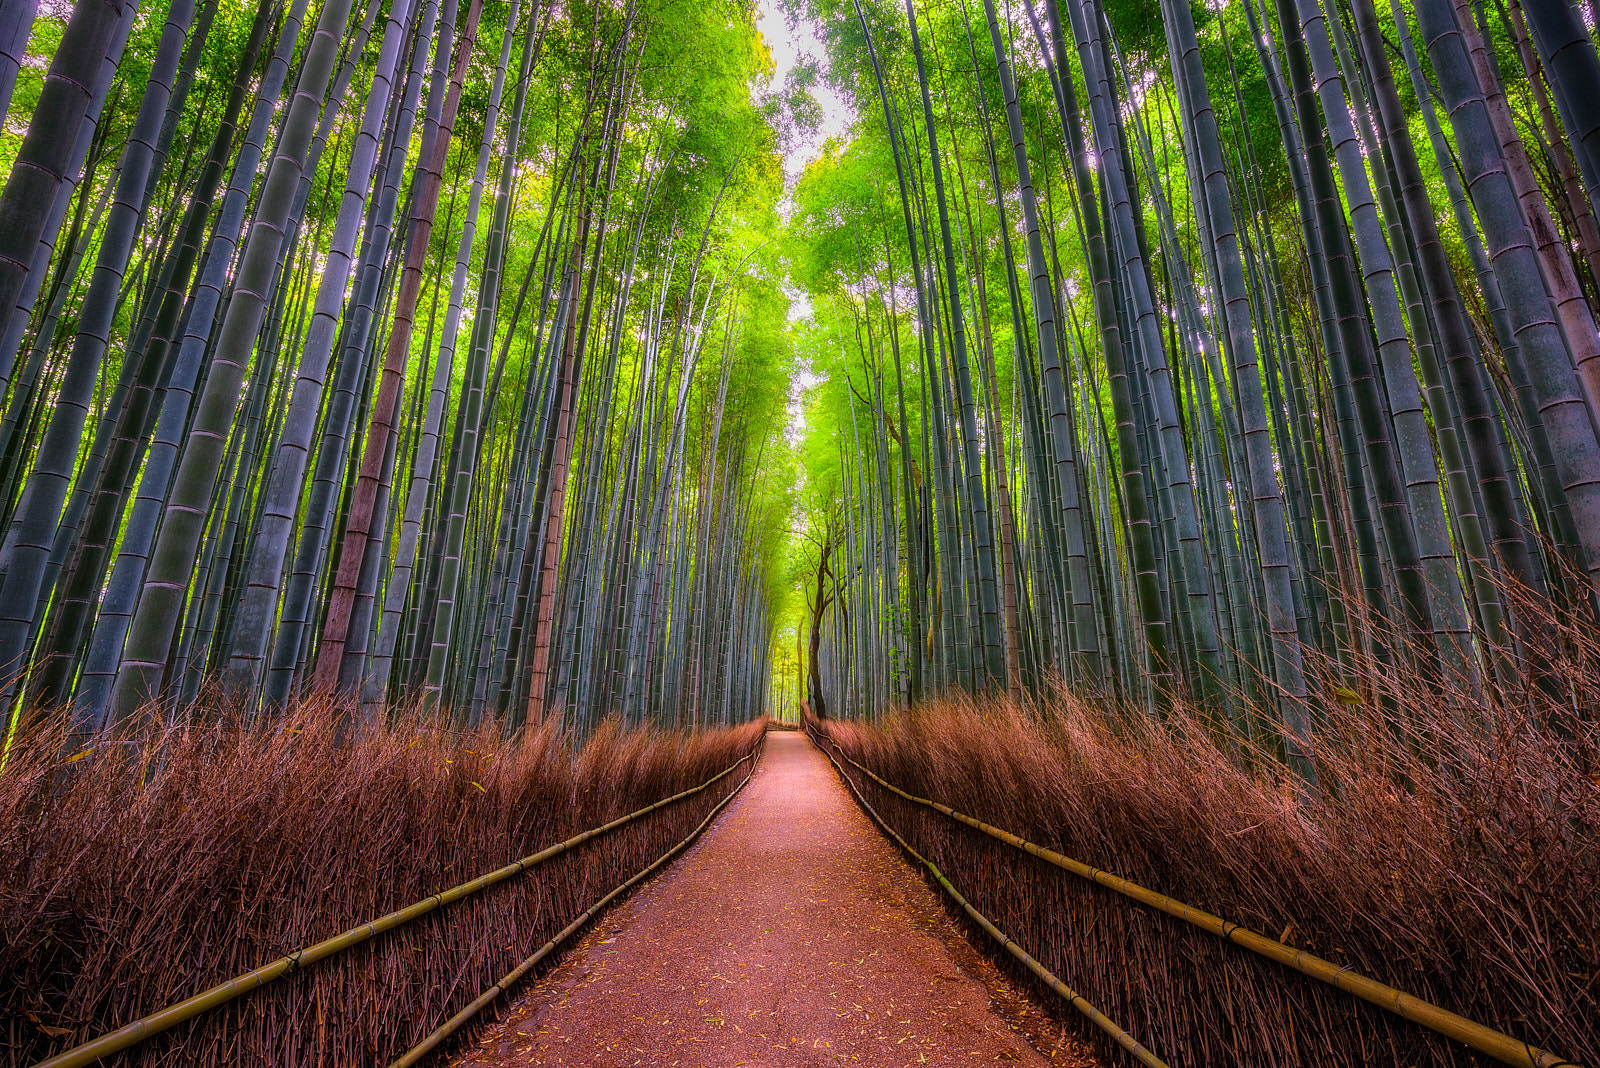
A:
[{"xmin": 452, "ymin": 730, "xmax": 1097, "ymax": 1067}]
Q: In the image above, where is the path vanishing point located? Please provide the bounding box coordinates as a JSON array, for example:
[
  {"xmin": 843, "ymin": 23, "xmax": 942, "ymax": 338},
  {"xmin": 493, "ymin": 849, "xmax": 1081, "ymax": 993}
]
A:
[{"xmin": 451, "ymin": 730, "xmax": 1099, "ymax": 1067}]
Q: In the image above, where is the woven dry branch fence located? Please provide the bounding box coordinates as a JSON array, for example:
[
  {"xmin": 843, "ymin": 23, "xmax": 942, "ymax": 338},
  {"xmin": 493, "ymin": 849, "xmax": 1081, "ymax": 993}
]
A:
[
  {"xmin": 1, "ymin": 713, "xmax": 765, "ymax": 1066},
  {"xmin": 812, "ymin": 703, "xmax": 1595, "ymax": 1067}
]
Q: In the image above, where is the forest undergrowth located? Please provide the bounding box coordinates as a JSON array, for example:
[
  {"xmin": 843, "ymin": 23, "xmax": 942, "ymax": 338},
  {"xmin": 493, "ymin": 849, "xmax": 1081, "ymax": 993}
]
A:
[
  {"xmin": 814, "ymin": 595, "xmax": 1599, "ymax": 1066},
  {"xmin": 0, "ymin": 706, "xmax": 763, "ymax": 1066}
]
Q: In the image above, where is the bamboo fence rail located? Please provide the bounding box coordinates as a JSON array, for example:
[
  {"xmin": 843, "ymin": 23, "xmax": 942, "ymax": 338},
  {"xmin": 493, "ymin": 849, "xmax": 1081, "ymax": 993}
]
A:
[
  {"xmin": 28, "ymin": 748, "xmax": 759, "ymax": 1068},
  {"xmin": 389, "ymin": 742, "xmax": 765, "ymax": 1066},
  {"xmin": 811, "ymin": 728, "xmax": 1577, "ymax": 1068},
  {"xmin": 809, "ymin": 727, "xmax": 1168, "ymax": 1068}
]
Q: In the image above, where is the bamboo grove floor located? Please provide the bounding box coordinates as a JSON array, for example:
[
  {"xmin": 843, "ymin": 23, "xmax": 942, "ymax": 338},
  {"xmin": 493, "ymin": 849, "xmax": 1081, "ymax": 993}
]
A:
[{"xmin": 449, "ymin": 731, "xmax": 1098, "ymax": 1067}]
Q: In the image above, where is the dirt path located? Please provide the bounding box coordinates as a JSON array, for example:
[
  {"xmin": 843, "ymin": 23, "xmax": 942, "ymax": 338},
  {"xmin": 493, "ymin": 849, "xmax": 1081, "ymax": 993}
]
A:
[{"xmin": 451, "ymin": 730, "xmax": 1097, "ymax": 1068}]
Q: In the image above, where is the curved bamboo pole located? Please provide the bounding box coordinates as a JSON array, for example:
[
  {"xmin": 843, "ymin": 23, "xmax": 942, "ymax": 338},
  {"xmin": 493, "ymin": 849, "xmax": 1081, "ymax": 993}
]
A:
[
  {"xmin": 809, "ymin": 727, "xmax": 1167, "ymax": 1068},
  {"xmin": 27, "ymin": 747, "xmax": 760, "ymax": 1068},
  {"xmin": 816, "ymin": 732, "xmax": 1575, "ymax": 1068},
  {"xmin": 389, "ymin": 738, "xmax": 765, "ymax": 1066}
]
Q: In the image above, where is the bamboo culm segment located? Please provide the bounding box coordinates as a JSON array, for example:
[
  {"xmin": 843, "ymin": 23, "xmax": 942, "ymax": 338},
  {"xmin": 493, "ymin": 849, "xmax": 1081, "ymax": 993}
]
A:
[
  {"xmin": 27, "ymin": 751, "xmax": 756, "ymax": 1068},
  {"xmin": 818, "ymin": 736, "xmax": 1575, "ymax": 1068}
]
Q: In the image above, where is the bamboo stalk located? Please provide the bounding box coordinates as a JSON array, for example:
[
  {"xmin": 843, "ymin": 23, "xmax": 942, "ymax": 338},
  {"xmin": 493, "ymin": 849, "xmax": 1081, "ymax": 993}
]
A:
[
  {"xmin": 27, "ymin": 748, "xmax": 759, "ymax": 1068},
  {"xmin": 817, "ymin": 732, "xmax": 1576, "ymax": 1068}
]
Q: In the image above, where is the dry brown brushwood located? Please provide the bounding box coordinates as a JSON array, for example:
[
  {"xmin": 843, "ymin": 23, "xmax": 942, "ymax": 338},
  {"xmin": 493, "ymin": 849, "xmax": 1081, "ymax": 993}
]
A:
[
  {"xmin": 0, "ymin": 703, "xmax": 763, "ymax": 1066},
  {"xmin": 815, "ymin": 605, "xmax": 1598, "ymax": 1066}
]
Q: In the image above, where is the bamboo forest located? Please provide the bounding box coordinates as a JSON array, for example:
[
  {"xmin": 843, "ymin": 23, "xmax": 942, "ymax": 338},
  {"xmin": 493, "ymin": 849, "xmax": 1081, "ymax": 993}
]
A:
[{"xmin": 0, "ymin": 0, "xmax": 1595, "ymax": 1062}]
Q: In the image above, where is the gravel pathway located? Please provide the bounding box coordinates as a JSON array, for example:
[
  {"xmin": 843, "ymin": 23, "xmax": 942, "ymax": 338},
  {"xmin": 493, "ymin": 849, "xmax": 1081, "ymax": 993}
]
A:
[{"xmin": 451, "ymin": 730, "xmax": 1098, "ymax": 1067}]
